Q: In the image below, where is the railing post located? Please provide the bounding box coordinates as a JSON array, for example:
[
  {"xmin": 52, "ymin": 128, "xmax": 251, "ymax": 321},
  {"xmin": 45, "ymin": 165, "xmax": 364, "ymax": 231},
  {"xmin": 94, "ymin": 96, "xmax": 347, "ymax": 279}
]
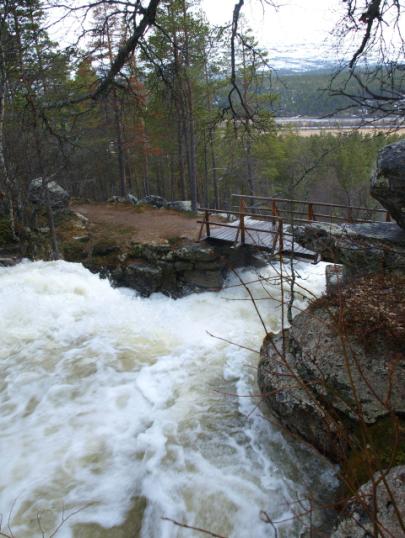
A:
[
  {"xmin": 240, "ymin": 197, "xmax": 246, "ymax": 245},
  {"xmin": 347, "ymin": 207, "xmax": 353, "ymax": 223},
  {"xmin": 308, "ymin": 203, "xmax": 315, "ymax": 221},
  {"xmin": 279, "ymin": 219, "xmax": 284, "ymax": 254},
  {"xmin": 386, "ymin": 211, "xmax": 391, "ymax": 222},
  {"xmin": 205, "ymin": 210, "xmax": 210, "ymax": 237},
  {"xmin": 272, "ymin": 199, "xmax": 278, "ymax": 226}
]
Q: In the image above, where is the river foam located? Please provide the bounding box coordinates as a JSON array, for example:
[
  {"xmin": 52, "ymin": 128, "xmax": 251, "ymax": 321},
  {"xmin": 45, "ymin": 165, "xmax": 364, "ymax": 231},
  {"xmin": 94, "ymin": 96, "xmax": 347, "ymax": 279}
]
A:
[{"xmin": 0, "ymin": 260, "xmax": 337, "ymax": 537}]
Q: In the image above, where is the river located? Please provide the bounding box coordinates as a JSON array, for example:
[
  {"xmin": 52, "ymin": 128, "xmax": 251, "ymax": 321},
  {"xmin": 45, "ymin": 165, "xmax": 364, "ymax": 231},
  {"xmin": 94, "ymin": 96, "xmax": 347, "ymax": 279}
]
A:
[{"xmin": 0, "ymin": 260, "xmax": 337, "ymax": 538}]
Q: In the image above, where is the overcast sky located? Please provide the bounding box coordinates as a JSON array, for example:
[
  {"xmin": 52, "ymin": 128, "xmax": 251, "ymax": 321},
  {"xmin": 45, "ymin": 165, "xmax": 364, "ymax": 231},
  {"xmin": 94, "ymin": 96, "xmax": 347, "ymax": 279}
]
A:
[{"xmin": 202, "ymin": 0, "xmax": 344, "ymax": 53}]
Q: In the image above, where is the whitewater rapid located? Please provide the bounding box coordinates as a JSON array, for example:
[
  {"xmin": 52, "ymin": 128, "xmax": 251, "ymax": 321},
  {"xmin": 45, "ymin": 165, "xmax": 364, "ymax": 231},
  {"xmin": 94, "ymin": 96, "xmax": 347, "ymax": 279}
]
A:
[{"xmin": 0, "ymin": 260, "xmax": 337, "ymax": 538}]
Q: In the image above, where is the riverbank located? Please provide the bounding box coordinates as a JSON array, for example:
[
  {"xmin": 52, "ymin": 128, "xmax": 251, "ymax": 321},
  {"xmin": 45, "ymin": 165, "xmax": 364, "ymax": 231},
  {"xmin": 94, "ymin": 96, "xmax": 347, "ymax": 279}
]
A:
[{"xmin": 1, "ymin": 202, "xmax": 251, "ymax": 297}]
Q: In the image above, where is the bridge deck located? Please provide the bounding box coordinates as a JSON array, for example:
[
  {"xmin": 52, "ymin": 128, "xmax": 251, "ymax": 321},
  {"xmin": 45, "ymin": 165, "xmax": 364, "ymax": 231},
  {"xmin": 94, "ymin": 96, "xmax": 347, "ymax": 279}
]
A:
[{"xmin": 205, "ymin": 217, "xmax": 315, "ymax": 259}]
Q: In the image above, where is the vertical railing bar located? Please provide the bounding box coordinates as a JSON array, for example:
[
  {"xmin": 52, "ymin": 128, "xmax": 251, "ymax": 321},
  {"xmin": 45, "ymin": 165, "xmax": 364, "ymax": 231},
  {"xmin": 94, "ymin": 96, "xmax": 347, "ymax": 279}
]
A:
[{"xmin": 240, "ymin": 197, "xmax": 246, "ymax": 245}]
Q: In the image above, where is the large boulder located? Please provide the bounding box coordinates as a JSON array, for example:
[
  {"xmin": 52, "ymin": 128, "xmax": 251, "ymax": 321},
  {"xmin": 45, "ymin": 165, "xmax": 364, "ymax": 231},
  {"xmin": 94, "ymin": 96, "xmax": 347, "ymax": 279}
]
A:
[
  {"xmin": 28, "ymin": 177, "xmax": 70, "ymax": 210},
  {"xmin": 332, "ymin": 466, "xmax": 405, "ymax": 538},
  {"xmin": 258, "ymin": 300, "xmax": 405, "ymax": 461},
  {"xmin": 371, "ymin": 139, "xmax": 405, "ymax": 229},
  {"xmin": 292, "ymin": 222, "xmax": 405, "ymax": 277}
]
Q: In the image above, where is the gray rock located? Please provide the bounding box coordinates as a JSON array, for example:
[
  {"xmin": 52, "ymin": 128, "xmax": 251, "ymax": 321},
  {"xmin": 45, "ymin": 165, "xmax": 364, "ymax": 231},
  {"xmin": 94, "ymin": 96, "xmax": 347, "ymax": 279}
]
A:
[
  {"xmin": 292, "ymin": 222, "xmax": 405, "ymax": 277},
  {"xmin": 71, "ymin": 211, "xmax": 89, "ymax": 229},
  {"xmin": 126, "ymin": 193, "xmax": 138, "ymax": 205},
  {"xmin": 167, "ymin": 200, "xmax": 192, "ymax": 212},
  {"xmin": 28, "ymin": 177, "xmax": 70, "ymax": 210},
  {"xmin": 138, "ymin": 195, "xmax": 167, "ymax": 208},
  {"xmin": 371, "ymin": 139, "xmax": 405, "ymax": 229},
  {"xmin": 124, "ymin": 263, "xmax": 163, "ymax": 296},
  {"xmin": 258, "ymin": 306, "xmax": 405, "ymax": 461},
  {"xmin": 174, "ymin": 244, "xmax": 219, "ymax": 263},
  {"xmin": 181, "ymin": 269, "xmax": 224, "ymax": 290},
  {"xmin": 73, "ymin": 235, "xmax": 90, "ymax": 243},
  {"xmin": 174, "ymin": 261, "xmax": 194, "ymax": 272},
  {"xmin": 332, "ymin": 466, "xmax": 405, "ymax": 538}
]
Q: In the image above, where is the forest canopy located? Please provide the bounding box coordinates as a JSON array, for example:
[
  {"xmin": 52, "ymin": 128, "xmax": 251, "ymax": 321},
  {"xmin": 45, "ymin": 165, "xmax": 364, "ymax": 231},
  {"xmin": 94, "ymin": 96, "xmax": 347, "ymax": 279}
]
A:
[{"xmin": 0, "ymin": 0, "xmax": 403, "ymax": 233}]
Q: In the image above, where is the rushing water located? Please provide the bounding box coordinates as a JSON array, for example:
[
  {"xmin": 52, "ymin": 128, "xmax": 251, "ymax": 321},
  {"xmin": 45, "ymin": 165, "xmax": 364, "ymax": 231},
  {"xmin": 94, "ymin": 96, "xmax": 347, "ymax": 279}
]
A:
[{"xmin": 0, "ymin": 260, "xmax": 337, "ymax": 538}]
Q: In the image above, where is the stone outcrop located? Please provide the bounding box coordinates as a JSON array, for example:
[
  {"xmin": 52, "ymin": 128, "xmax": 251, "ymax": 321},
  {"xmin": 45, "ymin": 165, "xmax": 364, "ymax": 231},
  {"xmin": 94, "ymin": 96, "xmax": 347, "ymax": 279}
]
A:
[
  {"xmin": 371, "ymin": 139, "xmax": 405, "ymax": 230},
  {"xmin": 292, "ymin": 222, "xmax": 405, "ymax": 277},
  {"xmin": 28, "ymin": 177, "xmax": 70, "ymax": 210},
  {"xmin": 61, "ymin": 231, "xmax": 260, "ymax": 297},
  {"xmin": 112, "ymin": 242, "xmax": 229, "ymax": 297},
  {"xmin": 332, "ymin": 466, "xmax": 405, "ymax": 538},
  {"xmin": 258, "ymin": 303, "xmax": 405, "ymax": 461}
]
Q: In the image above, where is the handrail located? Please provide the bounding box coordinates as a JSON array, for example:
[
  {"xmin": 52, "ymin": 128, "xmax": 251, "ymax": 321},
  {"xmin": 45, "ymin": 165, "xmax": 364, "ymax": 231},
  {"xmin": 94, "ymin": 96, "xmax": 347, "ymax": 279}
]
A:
[
  {"xmin": 231, "ymin": 193, "xmax": 387, "ymax": 213},
  {"xmin": 199, "ymin": 207, "xmax": 283, "ymax": 222},
  {"xmin": 198, "ymin": 194, "xmax": 390, "ymax": 259}
]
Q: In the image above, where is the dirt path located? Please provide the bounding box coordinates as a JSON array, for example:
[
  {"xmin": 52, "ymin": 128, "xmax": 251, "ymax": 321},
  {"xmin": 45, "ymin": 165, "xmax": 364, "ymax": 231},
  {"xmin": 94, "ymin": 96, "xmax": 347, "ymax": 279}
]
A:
[{"xmin": 72, "ymin": 202, "xmax": 200, "ymax": 244}]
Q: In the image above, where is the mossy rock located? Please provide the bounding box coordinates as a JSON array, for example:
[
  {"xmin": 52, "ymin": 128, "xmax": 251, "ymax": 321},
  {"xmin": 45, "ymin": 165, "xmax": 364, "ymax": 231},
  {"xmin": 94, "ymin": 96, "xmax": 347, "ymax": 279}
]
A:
[
  {"xmin": 129, "ymin": 243, "xmax": 146, "ymax": 258},
  {"xmin": 92, "ymin": 240, "xmax": 120, "ymax": 257},
  {"xmin": 63, "ymin": 241, "xmax": 89, "ymax": 262}
]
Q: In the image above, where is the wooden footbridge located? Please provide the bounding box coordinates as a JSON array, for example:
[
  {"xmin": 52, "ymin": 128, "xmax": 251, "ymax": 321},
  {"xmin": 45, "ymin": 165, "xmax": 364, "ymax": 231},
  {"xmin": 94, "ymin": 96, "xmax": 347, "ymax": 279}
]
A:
[{"xmin": 198, "ymin": 194, "xmax": 391, "ymax": 260}]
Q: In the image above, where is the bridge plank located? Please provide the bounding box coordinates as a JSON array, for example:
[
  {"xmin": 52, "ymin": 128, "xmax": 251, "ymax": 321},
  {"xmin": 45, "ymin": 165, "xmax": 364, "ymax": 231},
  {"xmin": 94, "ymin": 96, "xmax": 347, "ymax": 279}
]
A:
[{"xmin": 205, "ymin": 216, "xmax": 315, "ymax": 259}]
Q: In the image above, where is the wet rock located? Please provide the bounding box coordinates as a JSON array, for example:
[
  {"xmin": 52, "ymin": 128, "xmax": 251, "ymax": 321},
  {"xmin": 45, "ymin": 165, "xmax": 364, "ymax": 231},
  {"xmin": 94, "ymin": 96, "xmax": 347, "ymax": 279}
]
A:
[
  {"xmin": 332, "ymin": 466, "xmax": 405, "ymax": 538},
  {"xmin": 28, "ymin": 177, "xmax": 70, "ymax": 210},
  {"xmin": 258, "ymin": 305, "xmax": 405, "ymax": 461},
  {"xmin": 181, "ymin": 269, "xmax": 224, "ymax": 290},
  {"xmin": 292, "ymin": 222, "xmax": 405, "ymax": 277},
  {"xmin": 124, "ymin": 263, "xmax": 163, "ymax": 296},
  {"xmin": 371, "ymin": 139, "xmax": 405, "ymax": 229}
]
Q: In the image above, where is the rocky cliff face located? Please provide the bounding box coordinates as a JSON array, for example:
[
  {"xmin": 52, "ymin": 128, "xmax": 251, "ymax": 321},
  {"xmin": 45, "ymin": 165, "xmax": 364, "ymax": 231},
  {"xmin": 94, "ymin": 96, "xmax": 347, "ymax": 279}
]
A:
[
  {"xmin": 258, "ymin": 292, "xmax": 405, "ymax": 456},
  {"xmin": 258, "ymin": 271, "xmax": 405, "ymax": 532},
  {"xmin": 371, "ymin": 139, "xmax": 405, "ymax": 230}
]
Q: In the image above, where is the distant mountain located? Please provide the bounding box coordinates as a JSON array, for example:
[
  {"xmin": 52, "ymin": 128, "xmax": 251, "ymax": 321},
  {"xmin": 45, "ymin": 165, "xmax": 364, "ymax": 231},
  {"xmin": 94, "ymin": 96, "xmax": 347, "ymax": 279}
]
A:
[{"xmin": 268, "ymin": 42, "xmax": 342, "ymax": 74}]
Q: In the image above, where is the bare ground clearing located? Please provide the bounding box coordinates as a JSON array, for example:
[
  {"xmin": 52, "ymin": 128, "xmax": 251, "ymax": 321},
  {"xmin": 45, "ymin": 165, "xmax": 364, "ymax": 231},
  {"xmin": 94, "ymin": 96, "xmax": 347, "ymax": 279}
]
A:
[{"xmin": 71, "ymin": 202, "xmax": 201, "ymax": 244}]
